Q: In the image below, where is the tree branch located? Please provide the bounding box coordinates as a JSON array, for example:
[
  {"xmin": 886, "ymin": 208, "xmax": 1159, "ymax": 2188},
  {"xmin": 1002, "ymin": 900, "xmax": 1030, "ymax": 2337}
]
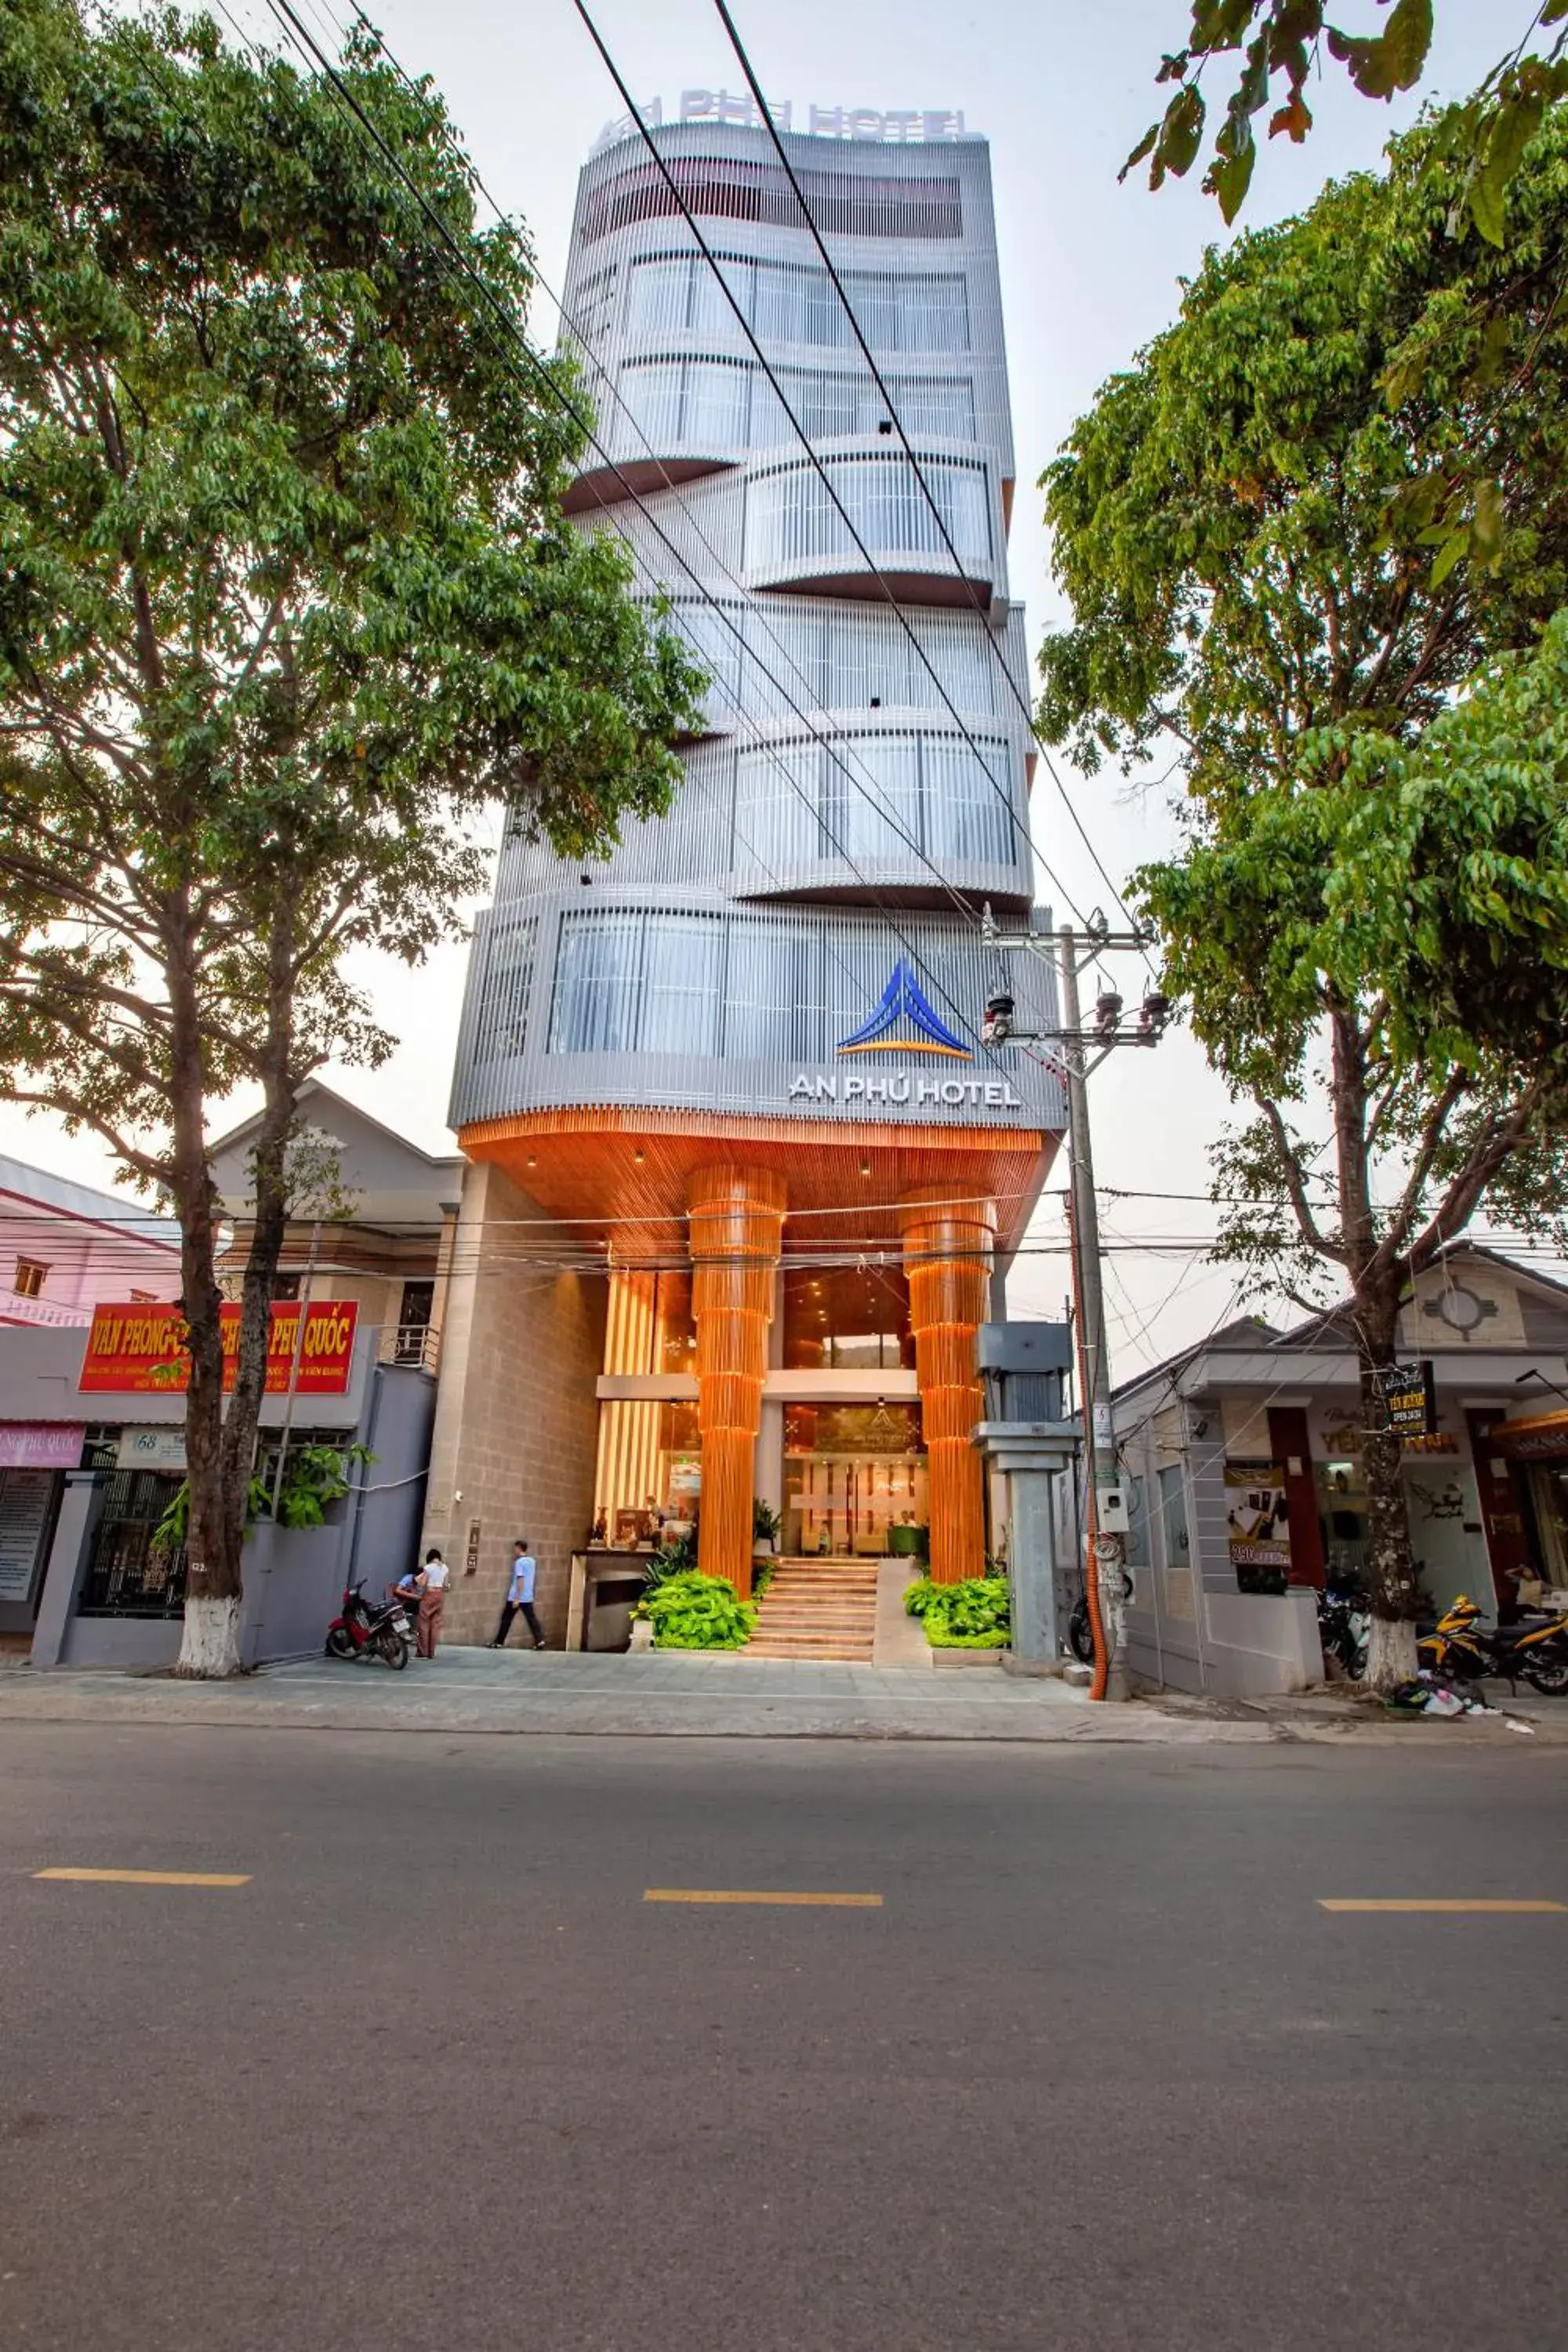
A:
[
  {"xmin": 1403, "ymin": 1076, "xmax": 1555, "ymax": 1282},
  {"xmin": 1369, "ymin": 1067, "xmax": 1471, "ymax": 1279},
  {"xmin": 1258, "ymin": 1095, "xmax": 1346, "ymax": 1264}
]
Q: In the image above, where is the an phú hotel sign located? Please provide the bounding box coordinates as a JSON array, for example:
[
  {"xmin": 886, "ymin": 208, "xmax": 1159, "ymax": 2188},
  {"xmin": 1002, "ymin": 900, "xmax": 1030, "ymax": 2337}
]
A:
[
  {"xmin": 789, "ymin": 960, "xmax": 1024, "ymax": 1109},
  {"xmin": 593, "ymin": 91, "xmax": 971, "ymax": 153}
]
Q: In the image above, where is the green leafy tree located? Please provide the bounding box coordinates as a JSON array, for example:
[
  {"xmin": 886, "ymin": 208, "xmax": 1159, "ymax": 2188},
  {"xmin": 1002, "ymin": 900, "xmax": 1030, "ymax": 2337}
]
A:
[
  {"xmin": 0, "ymin": 0, "xmax": 704, "ymax": 1674},
  {"xmin": 1040, "ymin": 112, "xmax": 1568, "ymax": 1684},
  {"xmin": 1131, "ymin": 2, "xmax": 1568, "ymax": 238}
]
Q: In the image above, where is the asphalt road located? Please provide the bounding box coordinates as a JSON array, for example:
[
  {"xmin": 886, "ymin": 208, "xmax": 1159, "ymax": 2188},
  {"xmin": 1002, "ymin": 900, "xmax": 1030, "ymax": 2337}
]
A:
[{"xmin": 1, "ymin": 1729, "xmax": 1564, "ymax": 2352}]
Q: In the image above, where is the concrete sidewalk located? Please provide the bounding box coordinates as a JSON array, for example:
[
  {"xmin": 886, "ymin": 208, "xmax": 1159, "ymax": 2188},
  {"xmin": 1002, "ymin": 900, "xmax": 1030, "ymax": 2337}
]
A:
[
  {"xmin": 0, "ymin": 1645, "xmax": 1279, "ymax": 1743},
  {"xmin": 2, "ymin": 1644, "xmax": 1562, "ymax": 1742}
]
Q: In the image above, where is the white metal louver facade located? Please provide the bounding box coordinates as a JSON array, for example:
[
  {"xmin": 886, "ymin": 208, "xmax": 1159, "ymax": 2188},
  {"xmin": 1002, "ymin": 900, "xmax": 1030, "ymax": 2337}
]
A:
[{"xmin": 448, "ymin": 118, "xmax": 1065, "ymax": 1139}]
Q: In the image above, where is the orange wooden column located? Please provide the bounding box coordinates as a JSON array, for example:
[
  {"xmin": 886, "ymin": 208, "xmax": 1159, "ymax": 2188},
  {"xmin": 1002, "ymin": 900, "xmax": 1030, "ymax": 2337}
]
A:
[
  {"xmin": 688, "ymin": 1166, "xmax": 787, "ymax": 1597},
  {"xmin": 901, "ymin": 1185, "xmax": 996, "ymax": 1586}
]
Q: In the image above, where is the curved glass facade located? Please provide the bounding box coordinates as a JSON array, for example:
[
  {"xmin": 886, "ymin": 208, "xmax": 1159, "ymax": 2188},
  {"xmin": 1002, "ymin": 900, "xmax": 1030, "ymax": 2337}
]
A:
[{"xmin": 448, "ymin": 118, "xmax": 1062, "ymax": 1138}]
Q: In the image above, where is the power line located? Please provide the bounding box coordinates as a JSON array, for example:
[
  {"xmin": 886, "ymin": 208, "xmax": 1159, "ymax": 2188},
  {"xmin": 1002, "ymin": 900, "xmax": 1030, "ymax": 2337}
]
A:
[
  {"xmin": 567, "ymin": 0, "xmax": 1087, "ymax": 931},
  {"xmin": 704, "ymin": 0, "xmax": 1149, "ymax": 958},
  {"xmin": 240, "ymin": 0, "xmax": 1036, "ymax": 1085},
  {"xmin": 325, "ymin": 7, "xmax": 1015, "ymax": 1001},
  {"xmin": 320, "ymin": 1, "xmax": 1025, "ymax": 970}
]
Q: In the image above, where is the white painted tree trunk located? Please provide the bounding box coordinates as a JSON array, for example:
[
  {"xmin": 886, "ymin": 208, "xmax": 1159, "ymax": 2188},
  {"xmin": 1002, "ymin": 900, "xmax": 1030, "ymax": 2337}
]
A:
[
  {"xmin": 174, "ymin": 1593, "xmax": 241, "ymax": 1679},
  {"xmin": 1363, "ymin": 1613, "xmax": 1417, "ymax": 1693}
]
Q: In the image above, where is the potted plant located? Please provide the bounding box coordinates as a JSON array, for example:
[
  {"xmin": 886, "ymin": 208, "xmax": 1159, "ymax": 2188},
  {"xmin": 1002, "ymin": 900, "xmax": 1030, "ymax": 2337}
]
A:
[
  {"xmin": 887, "ymin": 1515, "xmax": 922, "ymax": 1559},
  {"xmin": 752, "ymin": 1497, "xmax": 781, "ymax": 1552}
]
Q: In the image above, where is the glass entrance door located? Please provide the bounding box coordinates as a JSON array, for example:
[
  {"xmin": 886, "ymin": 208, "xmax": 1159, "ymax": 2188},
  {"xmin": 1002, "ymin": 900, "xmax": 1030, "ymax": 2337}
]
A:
[{"xmin": 782, "ymin": 1403, "xmax": 925, "ymax": 1558}]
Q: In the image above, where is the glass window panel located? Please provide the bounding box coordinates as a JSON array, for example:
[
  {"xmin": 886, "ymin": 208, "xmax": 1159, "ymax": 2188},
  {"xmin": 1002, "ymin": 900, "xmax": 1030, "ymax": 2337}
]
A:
[
  {"xmin": 618, "ymin": 359, "xmax": 684, "ymax": 449},
  {"xmin": 823, "ymin": 732, "xmax": 920, "ymax": 866},
  {"xmin": 779, "ymin": 368, "xmax": 861, "ymax": 442},
  {"xmin": 549, "ymin": 913, "xmax": 641, "ymax": 1054},
  {"xmin": 748, "ymin": 369, "xmax": 786, "ymax": 450},
  {"xmin": 682, "ymin": 359, "xmax": 750, "ymax": 448},
  {"xmin": 898, "ymin": 275, "xmax": 970, "ymax": 352},
  {"xmin": 724, "ymin": 924, "xmax": 822, "ymax": 1062},
  {"xmin": 800, "ymin": 268, "xmax": 844, "ymax": 347},
  {"xmin": 688, "ymin": 252, "xmax": 753, "ymax": 338},
  {"xmin": 473, "ymin": 920, "xmax": 535, "ymax": 1063},
  {"xmin": 842, "ymin": 272, "xmax": 897, "ymax": 351},
  {"xmin": 844, "ymin": 457, "xmax": 924, "ymax": 556},
  {"xmin": 935, "ymin": 462, "xmax": 990, "ymax": 564},
  {"xmin": 921, "ymin": 737, "xmax": 1014, "ymax": 868},
  {"xmin": 894, "ymin": 377, "xmax": 975, "ymax": 440},
  {"xmin": 743, "ymin": 605, "xmax": 825, "ymax": 719},
  {"xmin": 746, "ymin": 468, "xmax": 837, "ymax": 569},
  {"xmin": 820, "ymin": 613, "xmax": 898, "ymax": 710},
  {"xmin": 783, "ymin": 1265, "xmax": 912, "ymax": 1370},
  {"xmin": 911, "ymin": 618, "xmax": 993, "ymax": 713},
  {"xmin": 655, "ymin": 1270, "xmax": 696, "ymax": 1374},
  {"xmin": 639, "ymin": 916, "xmax": 723, "ymax": 1055},
  {"xmin": 666, "ymin": 597, "xmax": 742, "ymax": 708},
  {"xmin": 736, "ymin": 739, "xmax": 821, "ymax": 877},
  {"xmin": 753, "ymin": 263, "xmax": 806, "ymax": 344},
  {"xmin": 626, "ymin": 256, "xmax": 692, "ymax": 338}
]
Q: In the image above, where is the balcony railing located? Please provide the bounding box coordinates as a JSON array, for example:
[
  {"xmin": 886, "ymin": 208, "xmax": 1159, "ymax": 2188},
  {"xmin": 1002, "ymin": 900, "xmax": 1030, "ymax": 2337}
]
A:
[
  {"xmin": 0, "ymin": 1288, "xmax": 93, "ymax": 1329},
  {"xmin": 377, "ymin": 1323, "xmax": 441, "ymax": 1374}
]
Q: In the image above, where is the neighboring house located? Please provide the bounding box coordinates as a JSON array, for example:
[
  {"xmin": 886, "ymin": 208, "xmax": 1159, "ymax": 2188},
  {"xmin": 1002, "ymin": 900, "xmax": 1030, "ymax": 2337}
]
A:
[
  {"xmin": 1107, "ymin": 1243, "xmax": 1568, "ymax": 1699},
  {"xmin": 0, "ymin": 1152, "xmax": 181, "ymax": 1329},
  {"xmin": 208, "ymin": 1082, "xmax": 466, "ymax": 1373},
  {"xmin": 0, "ymin": 1094, "xmax": 452, "ymax": 1669}
]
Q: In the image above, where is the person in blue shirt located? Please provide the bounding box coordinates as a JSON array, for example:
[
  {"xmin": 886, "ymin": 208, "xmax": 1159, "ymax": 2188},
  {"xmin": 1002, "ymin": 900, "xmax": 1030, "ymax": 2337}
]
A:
[{"xmin": 488, "ymin": 1540, "xmax": 545, "ymax": 1650}]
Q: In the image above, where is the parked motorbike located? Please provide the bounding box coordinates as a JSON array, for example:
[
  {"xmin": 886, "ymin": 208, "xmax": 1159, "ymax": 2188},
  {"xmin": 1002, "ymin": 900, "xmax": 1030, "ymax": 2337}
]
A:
[
  {"xmin": 1417, "ymin": 1593, "xmax": 1568, "ymax": 1696},
  {"xmin": 325, "ymin": 1578, "xmax": 411, "ymax": 1670},
  {"xmin": 1067, "ymin": 1571, "xmax": 1134, "ymax": 1666},
  {"xmin": 1317, "ymin": 1582, "xmax": 1370, "ymax": 1681}
]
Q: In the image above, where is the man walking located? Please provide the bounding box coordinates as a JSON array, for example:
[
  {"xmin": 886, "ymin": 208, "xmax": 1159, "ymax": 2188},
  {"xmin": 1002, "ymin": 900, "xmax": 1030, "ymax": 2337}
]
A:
[
  {"xmin": 490, "ymin": 1539, "xmax": 546, "ymax": 1650},
  {"xmin": 416, "ymin": 1547, "xmax": 449, "ymax": 1659}
]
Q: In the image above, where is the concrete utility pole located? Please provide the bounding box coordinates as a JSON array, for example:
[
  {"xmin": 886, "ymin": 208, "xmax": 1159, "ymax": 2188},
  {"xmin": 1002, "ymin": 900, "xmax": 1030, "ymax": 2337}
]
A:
[
  {"xmin": 1057, "ymin": 933, "xmax": 1129, "ymax": 1702},
  {"xmin": 980, "ymin": 909, "xmax": 1168, "ymax": 1701}
]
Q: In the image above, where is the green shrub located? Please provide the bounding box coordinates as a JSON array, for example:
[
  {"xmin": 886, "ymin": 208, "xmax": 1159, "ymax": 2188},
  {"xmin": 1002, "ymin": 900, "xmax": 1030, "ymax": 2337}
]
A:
[
  {"xmin": 643, "ymin": 1525, "xmax": 698, "ymax": 1588},
  {"xmin": 633, "ymin": 1570, "xmax": 757, "ymax": 1650},
  {"xmin": 904, "ymin": 1572, "xmax": 1010, "ymax": 1648}
]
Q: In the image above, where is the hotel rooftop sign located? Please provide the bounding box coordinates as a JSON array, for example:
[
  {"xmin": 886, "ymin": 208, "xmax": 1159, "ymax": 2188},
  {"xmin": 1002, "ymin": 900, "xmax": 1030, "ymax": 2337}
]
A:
[{"xmin": 593, "ymin": 92, "xmax": 971, "ymax": 155}]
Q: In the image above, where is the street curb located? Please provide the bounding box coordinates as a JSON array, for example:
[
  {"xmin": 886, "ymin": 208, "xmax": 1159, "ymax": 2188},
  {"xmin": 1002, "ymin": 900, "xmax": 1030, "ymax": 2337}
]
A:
[
  {"xmin": 0, "ymin": 1688, "xmax": 1276, "ymax": 1742},
  {"xmin": 1, "ymin": 1686, "xmax": 1562, "ymax": 1744}
]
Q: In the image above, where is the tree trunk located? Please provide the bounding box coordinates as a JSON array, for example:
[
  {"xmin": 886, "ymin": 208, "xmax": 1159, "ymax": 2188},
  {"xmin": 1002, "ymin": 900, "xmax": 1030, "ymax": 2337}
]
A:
[
  {"xmin": 169, "ymin": 936, "xmax": 241, "ymax": 1678},
  {"xmin": 171, "ymin": 902, "xmax": 299, "ymax": 1678},
  {"xmin": 1355, "ymin": 1287, "xmax": 1420, "ymax": 1690}
]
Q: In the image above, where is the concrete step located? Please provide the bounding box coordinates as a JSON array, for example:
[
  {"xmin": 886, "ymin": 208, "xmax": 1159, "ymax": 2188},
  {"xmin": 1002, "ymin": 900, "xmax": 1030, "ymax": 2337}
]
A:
[
  {"xmin": 763, "ymin": 1576, "xmax": 877, "ymax": 1591},
  {"xmin": 760, "ymin": 1610, "xmax": 876, "ymax": 1624},
  {"xmin": 750, "ymin": 1622, "xmax": 875, "ymax": 1642},
  {"xmin": 755, "ymin": 1598, "xmax": 876, "ymax": 1616},
  {"xmin": 746, "ymin": 1643, "xmax": 874, "ymax": 1661}
]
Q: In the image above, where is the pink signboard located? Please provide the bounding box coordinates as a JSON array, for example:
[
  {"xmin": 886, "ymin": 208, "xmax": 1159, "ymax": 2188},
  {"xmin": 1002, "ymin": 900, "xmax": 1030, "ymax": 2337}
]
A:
[{"xmin": 0, "ymin": 1422, "xmax": 85, "ymax": 1470}]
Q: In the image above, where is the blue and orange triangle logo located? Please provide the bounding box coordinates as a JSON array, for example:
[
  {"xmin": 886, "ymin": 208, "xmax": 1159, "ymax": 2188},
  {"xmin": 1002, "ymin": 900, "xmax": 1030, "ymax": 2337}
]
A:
[{"xmin": 837, "ymin": 960, "xmax": 971, "ymax": 1059}]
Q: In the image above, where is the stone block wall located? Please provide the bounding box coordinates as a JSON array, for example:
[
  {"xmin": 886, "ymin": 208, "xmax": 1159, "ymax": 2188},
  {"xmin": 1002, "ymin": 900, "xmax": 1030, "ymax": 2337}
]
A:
[{"xmin": 419, "ymin": 1160, "xmax": 607, "ymax": 1646}]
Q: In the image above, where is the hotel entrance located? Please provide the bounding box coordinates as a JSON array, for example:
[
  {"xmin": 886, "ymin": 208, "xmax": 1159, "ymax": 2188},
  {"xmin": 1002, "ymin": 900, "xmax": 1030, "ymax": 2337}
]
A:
[{"xmin": 782, "ymin": 1403, "xmax": 926, "ymax": 1559}]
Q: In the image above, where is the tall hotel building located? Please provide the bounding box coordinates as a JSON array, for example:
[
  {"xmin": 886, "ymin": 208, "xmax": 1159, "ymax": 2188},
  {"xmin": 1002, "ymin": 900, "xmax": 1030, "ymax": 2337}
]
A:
[{"xmin": 422, "ymin": 103, "xmax": 1065, "ymax": 1639}]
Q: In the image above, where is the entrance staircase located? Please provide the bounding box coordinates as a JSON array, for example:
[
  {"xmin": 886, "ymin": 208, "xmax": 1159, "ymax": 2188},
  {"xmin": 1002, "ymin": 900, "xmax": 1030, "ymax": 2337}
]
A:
[{"xmin": 747, "ymin": 1556, "xmax": 880, "ymax": 1663}]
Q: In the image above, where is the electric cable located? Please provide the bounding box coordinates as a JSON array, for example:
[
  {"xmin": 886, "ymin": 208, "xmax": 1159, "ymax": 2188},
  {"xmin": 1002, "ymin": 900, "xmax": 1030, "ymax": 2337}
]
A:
[
  {"xmin": 705, "ymin": 0, "xmax": 1151, "ymax": 960},
  {"xmin": 568, "ymin": 0, "xmax": 1090, "ymax": 928},
  {"xmin": 232, "ymin": 0, "xmax": 1038, "ymax": 1081}
]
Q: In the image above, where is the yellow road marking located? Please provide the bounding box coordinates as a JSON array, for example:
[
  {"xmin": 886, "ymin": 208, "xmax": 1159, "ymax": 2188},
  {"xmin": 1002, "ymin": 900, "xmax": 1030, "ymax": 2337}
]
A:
[
  {"xmin": 644, "ymin": 1889, "xmax": 883, "ymax": 1907},
  {"xmin": 1319, "ymin": 1899, "xmax": 1564, "ymax": 1914},
  {"xmin": 34, "ymin": 1867, "xmax": 252, "ymax": 1888}
]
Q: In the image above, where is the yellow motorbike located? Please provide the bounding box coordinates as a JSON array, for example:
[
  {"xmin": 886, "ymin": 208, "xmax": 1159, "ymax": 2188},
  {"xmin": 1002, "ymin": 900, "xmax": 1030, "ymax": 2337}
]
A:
[{"xmin": 1418, "ymin": 1593, "xmax": 1568, "ymax": 1696}]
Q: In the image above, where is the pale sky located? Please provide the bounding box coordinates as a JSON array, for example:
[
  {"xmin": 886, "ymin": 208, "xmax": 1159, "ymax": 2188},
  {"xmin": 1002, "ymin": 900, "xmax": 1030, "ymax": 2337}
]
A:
[{"xmin": 2, "ymin": 0, "xmax": 1508, "ymax": 1370}]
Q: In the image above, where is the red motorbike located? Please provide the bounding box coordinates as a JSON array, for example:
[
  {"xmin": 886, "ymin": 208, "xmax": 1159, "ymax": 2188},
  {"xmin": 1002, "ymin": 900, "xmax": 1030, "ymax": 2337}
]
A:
[{"xmin": 325, "ymin": 1578, "xmax": 411, "ymax": 1670}]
